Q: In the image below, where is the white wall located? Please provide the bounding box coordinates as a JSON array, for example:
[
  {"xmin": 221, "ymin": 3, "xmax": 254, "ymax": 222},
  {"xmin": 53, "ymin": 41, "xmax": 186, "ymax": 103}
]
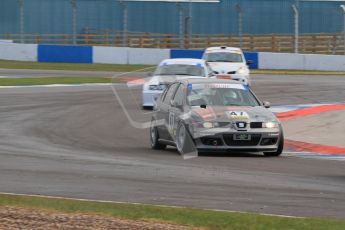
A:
[
  {"xmin": 259, "ymin": 52, "xmax": 345, "ymax": 71},
  {"xmin": 0, "ymin": 43, "xmax": 37, "ymax": 62},
  {"xmin": 128, "ymin": 48, "xmax": 170, "ymax": 65},
  {"xmin": 93, "ymin": 46, "xmax": 170, "ymax": 65},
  {"xmin": 93, "ymin": 46, "xmax": 128, "ymax": 64}
]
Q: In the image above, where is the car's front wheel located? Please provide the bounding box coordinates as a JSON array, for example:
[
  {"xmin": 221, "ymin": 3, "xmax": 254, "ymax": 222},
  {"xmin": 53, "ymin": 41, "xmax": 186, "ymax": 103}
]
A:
[
  {"xmin": 176, "ymin": 122, "xmax": 196, "ymax": 155},
  {"xmin": 264, "ymin": 131, "xmax": 284, "ymax": 157},
  {"xmin": 150, "ymin": 122, "xmax": 166, "ymax": 150}
]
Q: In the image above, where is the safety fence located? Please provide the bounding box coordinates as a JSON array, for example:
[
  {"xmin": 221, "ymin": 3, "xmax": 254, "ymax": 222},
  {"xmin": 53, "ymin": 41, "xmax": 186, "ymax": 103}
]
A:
[{"xmin": 1, "ymin": 32, "xmax": 344, "ymax": 55}]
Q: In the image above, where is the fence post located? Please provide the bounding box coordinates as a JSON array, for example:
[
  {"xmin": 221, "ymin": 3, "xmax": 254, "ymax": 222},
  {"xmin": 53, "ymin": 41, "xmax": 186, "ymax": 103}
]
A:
[
  {"xmin": 70, "ymin": 0, "xmax": 77, "ymax": 45},
  {"xmin": 120, "ymin": 1, "xmax": 128, "ymax": 47},
  {"xmin": 236, "ymin": 4, "xmax": 243, "ymax": 48},
  {"xmin": 292, "ymin": 4, "xmax": 299, "ymax": 53},
  {"xmin": 340, "ymin": 5, "xmax": 345, "ymax": 55},
  {"xmin": 17, "ymin": 0, "xmax": 24, "ymax": 44}
]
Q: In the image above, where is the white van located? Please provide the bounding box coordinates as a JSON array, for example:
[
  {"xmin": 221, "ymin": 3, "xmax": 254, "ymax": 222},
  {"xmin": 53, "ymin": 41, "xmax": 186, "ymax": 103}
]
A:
[{"xmin": 202, "ymin": 46, "xmax": 252, "ymax": 86}]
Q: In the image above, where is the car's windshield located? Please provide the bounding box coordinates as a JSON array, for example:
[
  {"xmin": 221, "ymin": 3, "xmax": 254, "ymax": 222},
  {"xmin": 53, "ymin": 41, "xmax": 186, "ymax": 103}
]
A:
[
  {"xmin": 187, "ymin": 83, "xmax": 259, "ymax": 107},
  {"xmin": 154, "ymin": 64, "xmax": 206, "ymax": 77},
  {"xmin": 204, "ymin": 52, "xmax": 243, "ymax": 62}
]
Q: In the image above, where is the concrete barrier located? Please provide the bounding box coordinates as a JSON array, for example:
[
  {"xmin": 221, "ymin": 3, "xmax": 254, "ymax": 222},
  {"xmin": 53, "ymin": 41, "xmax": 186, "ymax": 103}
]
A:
[
  {"xmin": 128, "ymin": 48, "xmax": 170, "ymax": 65},
  {"xmin": 38, "ymin": 45, "xmax": 93, "ymax": 63},
  {"xmin": 93, "ymin": 46, "xmax": 128, "ymax": 64},
  {"xmin": 259, "ymin": 52, "xmax": 345, "ymax": 71},
  {"xmin": 0, "ymin": 43, "xmax": 37, "ymax": 62}
]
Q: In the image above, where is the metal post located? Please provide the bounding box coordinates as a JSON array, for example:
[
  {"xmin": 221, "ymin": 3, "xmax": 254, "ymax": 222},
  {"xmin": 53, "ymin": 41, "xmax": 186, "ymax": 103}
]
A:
[
  {"xmin": 236, "ymin": 4, "xmax": 243, "ymax": 48},
  {"xmin": 18, "ymin": 0, "xmax": 24, "ymax": 43},
  {"xmin": 177, "ymin": 3, "xmax": 184, "ymax": 49},
  {"xmin": 71, "ymin": 0, "xmax": 77, "ymax": 45},
  {"xmin": 121, "ymin": 1, "xmax": 128, "ymax": 47},
  {"xmin": 340, "ymin": 5, "xmax": 345, "ymax": 55},
  {"xmin": 292, "ymin": 4, "xmax": 299, "ymax": 53},
  {"xmin": 188, "ymin": 0, "xmax": 192, "ymax": 49}
]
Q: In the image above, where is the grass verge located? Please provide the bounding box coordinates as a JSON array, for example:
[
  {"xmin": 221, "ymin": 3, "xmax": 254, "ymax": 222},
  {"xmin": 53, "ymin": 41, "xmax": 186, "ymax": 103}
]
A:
[
  {"xmin": 0, "ymin": 60, "xmax": 153, "ymax": 72},
  {"xmin": 0, "ymin": 194, "xmax": 344, "ymax": 230},
  {"xmin": 251, "ymin": 69, "xmax": 345, "ymax": 75},
  {"xmin": 0, "ymin": 77, "xmax": 120, "ymax": 86},
  {"xmin": 1, "ymin": 60, "xmax": 345, "ymax": 75}
]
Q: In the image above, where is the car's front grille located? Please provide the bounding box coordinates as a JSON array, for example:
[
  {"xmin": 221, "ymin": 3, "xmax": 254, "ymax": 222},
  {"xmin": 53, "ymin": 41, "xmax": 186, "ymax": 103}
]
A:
[{"xmin": 223, "ymin": 134, "xmax": 261, "ymax": 146}]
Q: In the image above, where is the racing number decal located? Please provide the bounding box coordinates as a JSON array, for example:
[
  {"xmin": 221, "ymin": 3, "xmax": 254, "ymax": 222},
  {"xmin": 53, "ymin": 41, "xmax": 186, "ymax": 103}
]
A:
[
  {"xmin": 226, "ymin": 111, "xmax": 250, "ymax": 120},
  {"xmin": 168, "ymin": 112, "xmax": 175, "ymax": 135}
]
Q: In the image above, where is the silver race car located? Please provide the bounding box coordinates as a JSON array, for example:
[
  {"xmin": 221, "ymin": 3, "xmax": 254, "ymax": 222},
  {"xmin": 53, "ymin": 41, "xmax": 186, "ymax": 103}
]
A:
[{"xmin": 150, "ymin": 79, "xmax": 284, "ymax": 156}]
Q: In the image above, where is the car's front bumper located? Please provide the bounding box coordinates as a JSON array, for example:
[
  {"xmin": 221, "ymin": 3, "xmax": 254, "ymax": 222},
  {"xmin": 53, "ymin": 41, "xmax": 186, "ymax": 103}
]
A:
[
  {"xmin": 142, "ymin": 90, "xmax": 164, "ymax": 107},
  {"xmin": 192, "ymin": 129, "xmax": 281, "ymax": 153},
  {"xmin": 216, "ymin": 74, "xmax": 250, "ymax": 85}
]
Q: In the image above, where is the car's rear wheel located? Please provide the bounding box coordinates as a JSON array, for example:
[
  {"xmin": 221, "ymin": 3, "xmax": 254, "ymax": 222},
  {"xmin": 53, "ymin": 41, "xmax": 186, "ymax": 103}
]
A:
[
  {"xmin": 150, "ymin": 122, "xmax": 166, "ymax": 150},
  {"xmin": 264, "ymin": 131, "xmax": 284, "ymax": 157}
]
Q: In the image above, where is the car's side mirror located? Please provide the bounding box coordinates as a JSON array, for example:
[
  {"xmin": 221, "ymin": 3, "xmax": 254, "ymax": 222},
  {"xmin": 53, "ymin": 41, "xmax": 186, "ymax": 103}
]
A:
[
  {"xmin": 246, "ymin": 60, "xmax": 253, "ymax": 65},
  {"xmin": 263, "ymin": 101, "xmax": 271, "ymax": 108}
]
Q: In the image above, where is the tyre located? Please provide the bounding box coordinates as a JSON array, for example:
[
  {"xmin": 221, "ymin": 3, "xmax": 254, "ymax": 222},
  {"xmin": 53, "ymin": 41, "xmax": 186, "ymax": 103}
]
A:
[
  {"xmin": 264, "ymin": 131, "xmax": 284, "ymax": 157},
  {"xmin": 150, "ymin": 122, "xmax": 166, "ymax": 150},
  {"xmin": 176, "ymin": 122, "xmax": 196, "ymax": 155}
]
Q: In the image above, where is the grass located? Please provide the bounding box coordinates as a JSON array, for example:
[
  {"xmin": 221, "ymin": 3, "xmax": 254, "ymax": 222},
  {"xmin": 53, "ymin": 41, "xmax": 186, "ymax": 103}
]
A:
[
  {"xmin": 0, "ymin": 194, "xmax": 344, "ymax": 230},
  {"xmin": 0, "ymin": 60, "xmax": 153, "ymax": 72},
  {"xmin": 0, "ymin": 77, "xmax": 119, "ymax": 86},
  {"xmin": 1, "ymin": 59, "xmax": 345, "ymax": 75},
  {"xmin": 251, "ymin": 69, "xmax": 345, "ymax": 75}
]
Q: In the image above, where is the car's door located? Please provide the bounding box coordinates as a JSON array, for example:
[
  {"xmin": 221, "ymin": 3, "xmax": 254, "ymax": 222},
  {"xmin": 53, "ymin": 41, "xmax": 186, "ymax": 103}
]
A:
[
  {"xmin": 167, "ymin": 83, "xmax": 186, "ymax": 142},
  {"xmin": 157, "ymin": 83, "xmax": 179, "ymax": 140}
]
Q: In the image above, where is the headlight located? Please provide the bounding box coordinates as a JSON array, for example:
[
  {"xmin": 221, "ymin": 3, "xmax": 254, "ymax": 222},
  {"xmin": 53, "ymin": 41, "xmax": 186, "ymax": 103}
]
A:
[
  {"xmin": 202, "ymin": 122, "xmax": 219, "ymax": 129},
  {"xmin": 237, "ymin": 67, "xmax": 249, "ymax": 75},
  {"xmin": 149, "ymin": 84, "xmax": 166, "ymax": 91},
  {"xmin": 262, "ymin": 121, "xmax": 278, "ymax": 129}
]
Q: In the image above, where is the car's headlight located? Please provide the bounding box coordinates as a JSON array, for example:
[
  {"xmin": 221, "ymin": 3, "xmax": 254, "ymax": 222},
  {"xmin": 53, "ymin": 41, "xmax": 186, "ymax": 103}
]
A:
[
  {"xmin": 202, "ymin": 121, "xmax": 219, "ymax": 129},
  {"xmin": 262, "ymin": 121, "xmax": 278, "ymax": 129},
  {"xmin": 237, "ymin": 67, "xmax": 249, "ymax": 75},
  {"xmin": 149, "ymin": 84, "xmax": 166, "ymax": 91}
]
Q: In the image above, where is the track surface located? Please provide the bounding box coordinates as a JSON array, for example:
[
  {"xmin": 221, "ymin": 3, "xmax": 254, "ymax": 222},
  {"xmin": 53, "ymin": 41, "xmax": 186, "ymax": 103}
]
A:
[{"xmin": 0, "ymin": 73, "xmax": 345, "ymax": 218}]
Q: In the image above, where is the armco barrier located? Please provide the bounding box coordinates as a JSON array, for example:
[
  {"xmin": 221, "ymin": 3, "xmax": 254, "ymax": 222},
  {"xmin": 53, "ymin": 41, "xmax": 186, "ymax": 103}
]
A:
[
  {"xmin": 259, "ymin": 52, "xmax": 345, "ymax": 71},
  {"xmin": 0, "ymin": 43, "xmax": 37, "ymax": 62},
  {"xmin": 170, "ymin": 49, "xmax": 258, "ymax": 69},
  {"xmin": 38, "ymin": 45, "xmax": 92, "ymax": 63}
]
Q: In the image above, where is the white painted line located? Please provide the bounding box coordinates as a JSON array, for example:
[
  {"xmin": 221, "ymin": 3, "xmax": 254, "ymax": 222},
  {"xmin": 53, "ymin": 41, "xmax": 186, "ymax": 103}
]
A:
[
  {"xmin": 0, "ymin": 192, "xmax": 304, "ymax": 219},
  {"xmin": 0, "ymin": 83, "xmax": 121, "ymax": 89}
]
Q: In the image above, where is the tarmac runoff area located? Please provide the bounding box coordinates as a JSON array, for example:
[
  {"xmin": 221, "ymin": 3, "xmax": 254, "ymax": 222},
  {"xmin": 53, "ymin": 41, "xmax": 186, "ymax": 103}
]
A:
[{"xmin": 0, "ymin": 72, "xmax": 345, "ymax": 218}]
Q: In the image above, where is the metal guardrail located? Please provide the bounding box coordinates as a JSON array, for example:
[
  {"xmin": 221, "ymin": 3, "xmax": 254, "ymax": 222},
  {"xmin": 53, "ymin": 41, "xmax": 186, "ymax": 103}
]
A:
[{"xmin": 1, "ymin": 33, "xmax": 344, "ymax": 55}]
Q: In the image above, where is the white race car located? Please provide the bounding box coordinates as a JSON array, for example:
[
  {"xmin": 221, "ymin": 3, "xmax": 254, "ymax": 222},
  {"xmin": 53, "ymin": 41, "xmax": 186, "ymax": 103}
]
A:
[
  {"xmin": 202, "ymin": 46, "xmax": 252, "ymax": 86},
  {"xmin": 142, "ymin": 58, "xmax": 214, "ymax": 109}
]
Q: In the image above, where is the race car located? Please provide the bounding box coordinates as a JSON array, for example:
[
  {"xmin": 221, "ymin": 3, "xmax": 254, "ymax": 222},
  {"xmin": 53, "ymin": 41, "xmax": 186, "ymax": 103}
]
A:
[
  {"xmin": 202, "ymin": 46, "xmax": 252, "ymax": 86},
  {"xmin": 142, "ymin": 58, "xmax": 214, "ymax": 109},
  {"xmin": 150, "ymin": 79, "xmax": 284, "ymax": 156}
]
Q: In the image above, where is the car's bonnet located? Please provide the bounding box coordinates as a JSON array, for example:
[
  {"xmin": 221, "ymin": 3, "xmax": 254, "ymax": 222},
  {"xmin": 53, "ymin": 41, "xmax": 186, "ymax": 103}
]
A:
[
  {"xmin": 208, "ymin": 62, "xmax": 246, "ymax": 73},
  {"xmin": 191, "ymin": 105, "xmax": 277, "ymax": 122}
]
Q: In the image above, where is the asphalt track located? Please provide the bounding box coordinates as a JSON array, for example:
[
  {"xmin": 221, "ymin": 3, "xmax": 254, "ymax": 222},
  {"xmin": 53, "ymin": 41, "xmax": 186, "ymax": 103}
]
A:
[{"xmin": 0, "ymin": 72, "xmax": 345, "ymax": 218}]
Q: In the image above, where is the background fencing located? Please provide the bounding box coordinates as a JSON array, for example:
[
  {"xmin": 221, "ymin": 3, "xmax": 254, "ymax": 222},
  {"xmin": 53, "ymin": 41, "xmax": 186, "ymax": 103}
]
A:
[{"xmin": 1, "ymin": 0, "xmax": 345, "ymax": 54}]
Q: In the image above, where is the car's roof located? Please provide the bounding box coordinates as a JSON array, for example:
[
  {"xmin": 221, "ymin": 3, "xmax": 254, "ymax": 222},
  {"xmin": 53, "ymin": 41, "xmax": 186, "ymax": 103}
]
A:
[
  {"xmin": 175, "ymin": 78, "xmax": 244, "ymax": 85},
  {"xmin": 159, "ymin": 58, "xmax": 206, "ymax": 66},
  {"xmin": 204, "ymin": 46, "xmax": 242, "ymax": 53}
]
